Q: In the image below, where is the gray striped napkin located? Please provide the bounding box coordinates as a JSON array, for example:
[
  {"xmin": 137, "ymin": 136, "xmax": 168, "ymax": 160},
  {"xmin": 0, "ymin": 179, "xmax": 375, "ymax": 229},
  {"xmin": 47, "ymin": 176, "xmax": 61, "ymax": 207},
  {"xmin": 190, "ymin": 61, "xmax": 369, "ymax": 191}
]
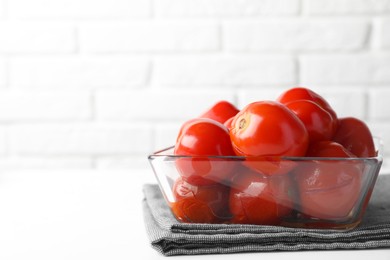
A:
[{"xmin": 142, "ymin": 175, "xmax": 390, "ymax": 256}]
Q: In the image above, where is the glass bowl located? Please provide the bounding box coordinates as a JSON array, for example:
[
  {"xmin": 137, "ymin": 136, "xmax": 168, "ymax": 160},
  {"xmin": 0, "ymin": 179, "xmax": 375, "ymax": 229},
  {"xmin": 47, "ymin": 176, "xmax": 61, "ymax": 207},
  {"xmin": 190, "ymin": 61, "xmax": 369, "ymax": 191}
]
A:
[{"xmin": 148, "ymin": 140, "xmax": 383, "ymax": 230}]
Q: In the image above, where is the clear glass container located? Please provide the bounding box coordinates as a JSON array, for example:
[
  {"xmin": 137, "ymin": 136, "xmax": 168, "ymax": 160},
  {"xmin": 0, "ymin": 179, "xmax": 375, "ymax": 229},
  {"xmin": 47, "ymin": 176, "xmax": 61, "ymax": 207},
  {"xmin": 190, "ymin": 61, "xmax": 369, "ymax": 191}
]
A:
[{"xmin": 148, "ymin": 139, "xmax": 383, "ymax": 230}]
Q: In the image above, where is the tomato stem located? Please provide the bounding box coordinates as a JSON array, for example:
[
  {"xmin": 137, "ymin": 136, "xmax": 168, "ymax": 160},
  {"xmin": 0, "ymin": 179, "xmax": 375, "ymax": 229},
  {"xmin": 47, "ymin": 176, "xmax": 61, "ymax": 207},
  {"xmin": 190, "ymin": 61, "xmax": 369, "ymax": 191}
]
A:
[{"xmin": 239, "ymin": 118, "xmax": 246, "ymax": 130}]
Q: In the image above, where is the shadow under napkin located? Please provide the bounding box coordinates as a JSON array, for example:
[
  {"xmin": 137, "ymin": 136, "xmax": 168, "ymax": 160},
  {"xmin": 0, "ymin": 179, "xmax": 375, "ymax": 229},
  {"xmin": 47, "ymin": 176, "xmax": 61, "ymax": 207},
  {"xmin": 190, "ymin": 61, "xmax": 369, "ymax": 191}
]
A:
[{"xmin": 142, "ymin": 175, "xmax": 390, "ymax": 256}]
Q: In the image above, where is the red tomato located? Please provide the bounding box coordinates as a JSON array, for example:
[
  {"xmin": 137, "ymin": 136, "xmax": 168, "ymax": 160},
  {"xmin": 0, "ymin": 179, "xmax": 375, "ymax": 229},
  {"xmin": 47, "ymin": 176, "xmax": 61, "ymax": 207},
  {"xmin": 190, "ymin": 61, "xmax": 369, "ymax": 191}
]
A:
[
  {"xmin": 306, "ymin": 140, "xmax": 361, "ymax": 170},
  {"xmin": 229, "ymin": 168, "xmax": 294, "ymax": 225},
  {"xmin": 285, "ymin": 100, "xmax": 335, "ymax": 143},
  {"xmin": 229, "ymin": 101, "xmax": 309, "ymax": 175},
  {"xmin": 174, "ymin": 118, "xmax": 236, "ymax": 185},
  {"xmin": 306, "ymin": 141, "xmax": 356, "ymax": 157},
  {"xmin": 171, "ymin": 178, "xmax": 230, "ymax": 223},
  {"xmin": 199, "ymin": 100, "xmax": 239, "ymax": 124},
  {"xmin": 295, "ymin": 141, "xmax": 362, "ymax": 219},
  {"xmin": 332, "ymin": 117, "xmax": 376, "ymax": 158},
  {"xmin": 277, "ymin": 87, "xmax": 338, "ymax": 131}
]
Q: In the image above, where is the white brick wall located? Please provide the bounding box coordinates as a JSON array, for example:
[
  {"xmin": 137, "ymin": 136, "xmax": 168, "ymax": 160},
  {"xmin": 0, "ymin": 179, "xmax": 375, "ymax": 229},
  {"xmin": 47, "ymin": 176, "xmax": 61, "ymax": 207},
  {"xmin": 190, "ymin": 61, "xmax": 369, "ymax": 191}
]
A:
[
  {"xmin": 0, "ymin": 60, "xmax": 6, "ymax": 88},
  {"xmin": 0, "ymin": 1, "xmax": 4, "ymax": 19},
  {"xmin": 95, "ymin": 89, "xmax": 236, "ymax": 120},
  {"xmin": 9, "ymin": 123, "xmax": 153, "ymax": 155},
  {"xmin": 369, "ymin": 88, "xmax": 390, "ymax": 120},
  {"xmin": 303, "ymin": 0, "xmax": 390, "ymax": 14},
  {"xmin": 0, "ymin": 127, "xmax": 6, "ymax": 156},
  {"xmin": 224, "ymin": 19, "xmax": 369, "ymax": 51},
  {"xmin": 155, "ymin": 0, "xmax": 300, "ymax": 17},
  {"xmin": 155, "ymin": 56, "xmax": 296, "ymax": 86},
  {"xmin": 381, "ymin": 18, "xmax": 390, "ymax": 48},
  {"xmin": 0, "ymin": 22, "xmax": 75, "ymax": 53},
  {"xmin": 80, "ymin": 21, "xmax": 220, "ymax": 53},
  {"xmin": 8, "ymin": 0, "xmax": 151, "ymax": 19},
  {"xmin": 300, "ymin": 54, "xmax": 390, "ymax": 85},
  {"xmin": 9, "ymin": 57, "xmax": 150, "ymax": 88},
  {"xmin": 0, "ymin": 90, "xmax": 91, "ymax": 120},
  {"xmin": 0, "ymin": 0, "xmax": 389, "ymax": 172}
]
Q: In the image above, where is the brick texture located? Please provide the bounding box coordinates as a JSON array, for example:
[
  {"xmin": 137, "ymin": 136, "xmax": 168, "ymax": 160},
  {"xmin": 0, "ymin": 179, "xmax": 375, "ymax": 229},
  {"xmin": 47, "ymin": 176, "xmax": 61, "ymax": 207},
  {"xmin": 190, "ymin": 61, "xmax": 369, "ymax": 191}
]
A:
[
  {"xmin": 155, "ymin": 56, "xmax": 296, "ymax": 86},
  {"xmin": 154, "ymin": 123, "xmax": 183, "ymax": 150},
  {"xmin": 0, "ymin": 126, "xmax": 6, "ymax": 155},
  {"xmin": 0, "ymin": 22, "xmax": 75, "ymax": 53},
  {"xmin": 8, "ymin": 0, "xmax": 151, "ymax": 19},
  {"xmin": 369, "ymin": 88, "xmax": 390, "ymax": 120},
  {"xmin": 381, "ymin": 18, "xmax": 390, "ymax": 48},
  {"xmin": 300, "ymin": 54, "xmax": 390, "ymax": 85},
  {"xmin": 303, "ymin": 0, "xmax": 390, "ymax": 14},
  {"xmin": 155, "ymin": 0, "xmax": 299, "ymax": 17},
  {"xmin": 0, "ymin": 60, "xmax": 5, "ymax": 87},
  {"xmin": 0, "ymin": 1, "xmax": 4, "ymax": 19},
  {"xmin": 224, "ymin": 20, "xmax": 369, "ymax": 51},
  {"xmin": 9, "ymin": 57, "xmax": 150, "ymax": 88},
  {"xmin": 0, "ymin": 90, "xmax": 91, "ymax": 120},
  {"xmin": 80, "ymin": 21, "xmax": 219, "ymax": 52},
  {"xmin": 0, "ymin": 0, "xmax": 388, "ymax": 172},
  {"xmin": 96, "ymin": 89, "xmax": 236, "ymax": 120},
  {"xmin": 9, "ymin": 123, "xmax": 153, "ymax": 155}
]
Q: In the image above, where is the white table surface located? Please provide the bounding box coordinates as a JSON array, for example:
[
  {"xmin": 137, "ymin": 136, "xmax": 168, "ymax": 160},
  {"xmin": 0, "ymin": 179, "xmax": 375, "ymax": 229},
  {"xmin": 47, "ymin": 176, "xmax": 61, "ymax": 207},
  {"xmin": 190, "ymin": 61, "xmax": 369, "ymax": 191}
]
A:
[{"xmin": 0, "ymin": 169, "xmax": 389, "ymax": 260}]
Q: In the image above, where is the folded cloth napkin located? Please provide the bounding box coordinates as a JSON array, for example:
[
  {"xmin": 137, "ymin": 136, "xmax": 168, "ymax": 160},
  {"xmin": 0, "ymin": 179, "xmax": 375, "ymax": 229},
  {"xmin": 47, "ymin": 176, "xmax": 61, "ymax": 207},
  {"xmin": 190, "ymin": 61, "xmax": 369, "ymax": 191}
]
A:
[{"xmin": 142, "ymin": 174, "xmax": 390, "ymax": 256}]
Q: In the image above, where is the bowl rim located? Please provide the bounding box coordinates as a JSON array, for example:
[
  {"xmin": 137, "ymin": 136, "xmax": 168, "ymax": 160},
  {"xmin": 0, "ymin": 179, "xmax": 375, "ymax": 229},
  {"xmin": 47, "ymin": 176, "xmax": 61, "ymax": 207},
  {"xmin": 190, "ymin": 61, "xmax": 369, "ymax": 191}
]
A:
[{"xmin": 148, "ymin": 137, "xmax": 383, "ymax": 162}]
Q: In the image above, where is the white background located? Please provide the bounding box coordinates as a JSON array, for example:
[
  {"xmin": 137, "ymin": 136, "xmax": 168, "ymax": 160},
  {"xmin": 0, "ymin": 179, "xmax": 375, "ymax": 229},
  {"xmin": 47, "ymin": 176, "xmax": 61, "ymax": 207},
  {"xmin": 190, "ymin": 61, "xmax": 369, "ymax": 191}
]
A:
[
  {"xmin": 0, "ymin": 0, "xmax": 390, "ymax": 258},
  {"xmin": 0, "ymin": 0, "xmax": 389, "ymax": 170}
]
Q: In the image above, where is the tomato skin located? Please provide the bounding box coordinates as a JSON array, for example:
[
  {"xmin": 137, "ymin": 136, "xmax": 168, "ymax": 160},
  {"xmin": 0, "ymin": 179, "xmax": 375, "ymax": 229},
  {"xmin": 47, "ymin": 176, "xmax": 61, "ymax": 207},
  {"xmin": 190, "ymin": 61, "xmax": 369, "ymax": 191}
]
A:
[
  {"xmin": 306, "ymin": 141, "xmax": 356, "ymax": 158},
  {"xmin": 223, "ymin": 116, "xmax": 234, "ymax": 129},
  {"xmin": 229, "ymin": 101, "xmax": 309, "ymax": 174},
  {"xmin": 332, "ymin": 117, "xmax": 376, "ymax": 158},
  {"xmin": 295, "ymin": 141, "xmax": 362, "ymax": 219},
  {"xmin": 199, "ymin": 100, "xmax": 239, "ymax": 124},
  {"xmin": 174, "ymin": 118, "xmax": 236, "ymax": 185},
  {"xmin": 171, "ymin": 178, "xmax": 230, "ymax": 223},
  {"xmin": 230, "ymin": 101, "xmax": 308, "ymax": 157},
  {"xmin": 229, "ymin": 167, "xmax": 294, "ymax": 225},
  {"xmin": 306, "ymin": 141, "xmax": 360, "ymax": 169},
  {"xmin": 285, "ymin": 100, "xmax": 335, "ymax": 143},
  {"xmin": 277, "ymin": 87, "xmax": 338, "ymax": 131}
]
